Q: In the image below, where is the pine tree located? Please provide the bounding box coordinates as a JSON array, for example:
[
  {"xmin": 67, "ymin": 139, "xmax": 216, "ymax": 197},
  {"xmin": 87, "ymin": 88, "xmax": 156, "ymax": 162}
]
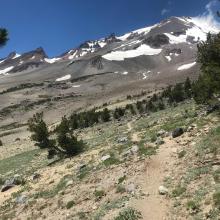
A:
[
  {"xmin": 170, "ymin": 83, "xmax": 185, "ymax": 103},
  {"xmin": 101, "ymin": 108, "xmax": 111, "ymax": 122},
  {"xmin": 56, "ymin": 116, "xmax": 83, "ymax": 156},
  {"xmin": 192, "ymin": 32, "xmax": 220, "ymax": 103},
  {"xmin": 184, "ymin": 77, "xmax": 192, "ymax": 98},
  {"xmin": 28, "ymin": 112, "xmax": 52, "ymax": 149}
]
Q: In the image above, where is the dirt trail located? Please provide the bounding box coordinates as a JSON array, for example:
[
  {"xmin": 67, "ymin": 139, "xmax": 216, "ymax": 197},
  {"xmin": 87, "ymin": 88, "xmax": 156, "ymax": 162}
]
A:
[
  {"xmin": 127, "ymin": 121, "xmax": 141, "ymax": 142},
  {"xmin": 128, "ymin": 122, "xmax": 177, "ymax": 219}
]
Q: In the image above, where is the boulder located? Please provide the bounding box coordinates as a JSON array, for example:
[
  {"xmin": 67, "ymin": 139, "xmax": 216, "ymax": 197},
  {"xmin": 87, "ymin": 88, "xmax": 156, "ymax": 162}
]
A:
[
  {"xmin": 1, "ymin": 174, "xmax": 24, "ymax": 192},
  {"xmin": 206, "ymin": 104, "xmax": 220, "ymax": 115},
  {"xmin": 172, "ymin": 128, "xmax": 184, "ymax": 138}
]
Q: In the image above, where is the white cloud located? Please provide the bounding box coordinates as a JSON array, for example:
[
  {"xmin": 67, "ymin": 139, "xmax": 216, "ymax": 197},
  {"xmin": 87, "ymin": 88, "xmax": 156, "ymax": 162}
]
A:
[
  {"xmin": 161, "ymin": 8, "xmax": 169, "ymax": 15},
  {"xmin": 194, "ymin": 0, "xmax": 220, "ymax": 30}
]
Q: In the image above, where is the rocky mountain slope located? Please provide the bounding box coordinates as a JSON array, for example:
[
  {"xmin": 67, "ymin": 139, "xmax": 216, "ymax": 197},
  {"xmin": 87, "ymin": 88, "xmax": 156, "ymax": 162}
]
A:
[
  {"xmin": 0, "ymin": 16, "xmax": 219, "ymax": 84},
  {"xmin": 0, "ymin": 16, "xmax": 218, "ymax": 125}
]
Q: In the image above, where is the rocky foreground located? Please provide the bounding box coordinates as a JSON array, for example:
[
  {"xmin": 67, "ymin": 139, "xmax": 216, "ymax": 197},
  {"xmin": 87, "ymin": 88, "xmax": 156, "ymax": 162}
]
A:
[{"xmin": 0, "ymin": 100, "xmax": 220, "ymax": 220}]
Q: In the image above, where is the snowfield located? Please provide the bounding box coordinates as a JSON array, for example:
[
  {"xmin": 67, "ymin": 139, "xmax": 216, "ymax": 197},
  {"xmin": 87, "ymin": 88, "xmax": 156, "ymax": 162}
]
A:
[
  {"xmin": 165, "ymin": 17, "xmax": 220, "ymax": 45},
  {"xmin": 178, "ymin": 62, "xmax": 196, "ymax": 70},
  {"xmin": 0, "ymin": 66, "xmax": 14, "ymax": 75},
  {"xmin": 102, "ymin": 44, "xmax": 162, "ymax": 61},
  {"xmin": 56, "ymin": 74, "xmax": 71, "ymax": 81},
  {"xmin": 45, "ymin": 58, "xmax": 61, "ymax": 64}
]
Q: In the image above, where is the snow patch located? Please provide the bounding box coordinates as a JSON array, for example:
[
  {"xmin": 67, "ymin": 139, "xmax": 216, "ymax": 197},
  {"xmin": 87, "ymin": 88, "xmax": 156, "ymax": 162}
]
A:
[
  {"xmin": 165, "ymin": 56, "xmax": 171, "ymax": 62},
  {"xmin": 98, "ymin": 41, "xmax": 107, "ymax": 48},
  {"xmin": 0, "ymin": 66, "xmax": 14, "ymax": 75},
  {"xmin": 68, "ymin": 51, "xmax": 78, "ymax": 60},
  {"xmin": 142, "ymin": 73, "xmax": 148, "ymax": 80},
  {"xmin": 45, "ymin": 58, "xmax": 61, "ymax": 64},
  {"xmin": 117, "ymin": 24, "xmax": 156, "ymax": 41},
  {"xmin": 103, "ymin": 44, "xmax": 161, "ymax": 61},
  {"xmin": 178, "ymin": 62, "xmax": 196, "ymax": 70},
  {"xmin": 122, "ymin": 71, "xmax": 128, "ymax": 75},
  {"xmin": 56, "ymin": 74, "xmax": 71, "ymax": 81},
  {"xmin": 12, "ymin": 53, "xmax": 21, "ymax": 59},
  {"xmin": 72, "ymin": 85, "xmax": 81, "ymax": 88}
]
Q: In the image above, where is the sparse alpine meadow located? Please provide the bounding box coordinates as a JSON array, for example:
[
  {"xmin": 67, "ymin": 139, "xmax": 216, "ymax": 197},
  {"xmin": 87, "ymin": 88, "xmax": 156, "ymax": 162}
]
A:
[{"xmin": 0, "ymin": 97, "xmax": 220, "ymax": 219}]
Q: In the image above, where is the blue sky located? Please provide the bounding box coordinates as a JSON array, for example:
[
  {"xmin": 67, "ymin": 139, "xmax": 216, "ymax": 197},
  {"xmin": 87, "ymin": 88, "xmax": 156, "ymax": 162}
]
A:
[{"xmin": 0, "ymin": 0, "xmax": 218, "ymax": 58}]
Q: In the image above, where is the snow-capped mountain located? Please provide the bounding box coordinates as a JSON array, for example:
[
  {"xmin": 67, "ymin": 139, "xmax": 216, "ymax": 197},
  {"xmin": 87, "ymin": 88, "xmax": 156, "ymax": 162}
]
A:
[{"xmin": 0, "ymin": 16, "xmax": 219, "ymax": 79}]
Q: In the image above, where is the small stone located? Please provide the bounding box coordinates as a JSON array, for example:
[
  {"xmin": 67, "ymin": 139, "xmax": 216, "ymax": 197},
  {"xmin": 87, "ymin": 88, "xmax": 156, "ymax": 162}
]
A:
[
  {"xmin": 158, "ymin": 185, "xmax": 168, "ymax": 195},
  {"xmin": 77, "ymin": 163, "xmax": 86, "ymax": 171},
  {"xmin": 32, "ymin": 173, "xmax": 41, "ymax": 181},
  {"xmin": 157, "ymin": 130, "xmax": 166, "ymax": 137},
  {"xmin": 126, "ymin": 183, "xmax": 136, "ymax": 194},
  {"xmin": 156, "ymin": 137, "xmax": 164, "ymax": 145},
  {"xmin": 101, "ymin": 155, "xmax": 111, "ymax": 162},
  {"xmin": 131, "ymin": 145, "xmax": 139, "ymax": 153},
  {"xmin": 117, "ymin": 137, "xmax": 128, "ymax": 143},
  {"xmin": 66, "ymin": 180, "xmax": 73, "ymax": 187}
]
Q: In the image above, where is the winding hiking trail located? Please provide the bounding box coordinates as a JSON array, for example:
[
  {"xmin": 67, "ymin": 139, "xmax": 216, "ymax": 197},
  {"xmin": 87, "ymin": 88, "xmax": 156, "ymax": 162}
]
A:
[{"xmin": 127, "ymin": 121, "xmax": 177, "ymax": 219}]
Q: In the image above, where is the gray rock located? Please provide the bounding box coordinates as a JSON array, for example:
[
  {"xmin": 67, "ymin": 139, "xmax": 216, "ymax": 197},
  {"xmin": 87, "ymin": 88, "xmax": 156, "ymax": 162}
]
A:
[
  {"xmin": 156, "ymin": 137, "xmax": 165, "ymax": 145},
  {"xmin": 16, "ymin": 195, "xmax": 28, "ymax": 204},
  {"xmin": 1, "ymin": 174, "xmax": 24, "ymax": 192},
  {"xmin": 158, "ymin": 185, "xmax": 168, "ymax": 195},
  {"xmin": 77, "ymin": 163, "xmax": 87, "ymax": 171},
  {"xmin": 126, "ymin": 183, "xmax": 136, "ymax": 194},
  {"xmin": 172, "ymin": 128, "xmax": 184, "ymax": 138},
  {"xmin": 101, "ymin": 155, "xmax": 111, "ymax": 162},
  {"xmin": 157, "ymin": 130, "xmax": 166, "ymax": 137},
  {"xmin": 117, "ymin": 137, "xmax": 128, "ymax": 143},
  {"xmin": 131, "ymin": 145, "xmax": 139, "ymax": 153},
  {"xmin": 32, "ymin": 173, "xmax": 41, "ymax": 181},
  {"xmin": 66, "ymin": 180, "xmax": 74, "ymax": 187},
  {"xmin": 1, "ymin": 183, "xmax": 15, "ymax": 192}
]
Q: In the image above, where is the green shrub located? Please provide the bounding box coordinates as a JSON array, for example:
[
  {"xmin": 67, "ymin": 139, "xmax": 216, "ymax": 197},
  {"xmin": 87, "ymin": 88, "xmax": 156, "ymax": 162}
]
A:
[
  {"xmin": 66, "ymin": 200, "xmax": 75, "ymax": 209},
  {"xmin": 118, "ymin": 175, "xmax": 126, "ymax": 184},
  {"xmin": 213, "ymin": 190, "xmax": 220, "ymax": 209},
  {"xmin": 172, "ymin": 186, "xmax": 186, "ymax": 197},
  {"xmin": 213, "ymin": 169, "xmax": 220, "ymax": 183},
  {"xmin": 94, "ymin": 190, "xmax": 106, "ymax": 201},
  {"xmin": 116, "ymin": 185, "xmax": 126, "ymax": 194},
  {"xmin": 178, "ymin": 150, "xmax": 186, "ymax": 159},
  {"xmin": 186, "ymin": 200, "xmax": 200, "ymax": 212},
  {"xmin": 114, "ymin": 208, "xmax": 142, "ymax": 220}
]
